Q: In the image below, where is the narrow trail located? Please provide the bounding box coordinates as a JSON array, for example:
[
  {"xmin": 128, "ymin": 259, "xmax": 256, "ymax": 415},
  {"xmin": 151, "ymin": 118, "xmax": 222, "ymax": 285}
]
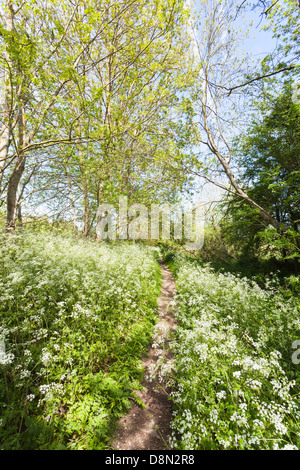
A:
[{"xmin": 111, "ymin": 260, "xmax": 176, "ymax": 450}]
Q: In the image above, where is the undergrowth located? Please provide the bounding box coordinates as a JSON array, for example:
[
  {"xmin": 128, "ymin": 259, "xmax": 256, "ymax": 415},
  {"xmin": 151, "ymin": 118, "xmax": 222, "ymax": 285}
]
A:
[
  {"xmin": 162, "ymin": 250, "xmax": 300, "ymax": 450},
  {"xmin": 0, "ymin": 233, "xmax": 161, "ymax": 450}
]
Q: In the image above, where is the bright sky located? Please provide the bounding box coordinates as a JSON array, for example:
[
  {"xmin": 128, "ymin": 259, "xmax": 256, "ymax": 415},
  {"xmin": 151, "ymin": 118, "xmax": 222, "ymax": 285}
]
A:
[{"xmin": 240, "ymin": 6, "xmax": 278, "ymax": 60}]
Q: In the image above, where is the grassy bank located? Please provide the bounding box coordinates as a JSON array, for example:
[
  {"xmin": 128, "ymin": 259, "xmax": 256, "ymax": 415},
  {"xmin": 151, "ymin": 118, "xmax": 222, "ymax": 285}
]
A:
[
  {"xmin": 163, "ymin": 251, "xmax": 300, "ymax": 450},
  {"xmin": 0, "ymin": 233, "xmax": 161, "ymax": 449}
]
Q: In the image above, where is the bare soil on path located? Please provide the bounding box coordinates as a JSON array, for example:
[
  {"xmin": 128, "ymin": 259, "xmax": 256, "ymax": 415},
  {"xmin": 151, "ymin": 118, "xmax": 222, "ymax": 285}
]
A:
[{"xmin": 110, "ymin": 260, "xmax": 176, "ymax": 450}]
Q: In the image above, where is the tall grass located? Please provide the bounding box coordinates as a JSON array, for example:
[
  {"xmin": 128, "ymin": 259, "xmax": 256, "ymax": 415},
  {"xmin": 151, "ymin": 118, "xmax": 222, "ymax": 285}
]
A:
[
  {"xmin": 0, "ymin": 233, "xmax": 161, "ymax": 449},
  {"xmin": 164, "ymin": 252, "xmax": 300, "ymax": 450}
]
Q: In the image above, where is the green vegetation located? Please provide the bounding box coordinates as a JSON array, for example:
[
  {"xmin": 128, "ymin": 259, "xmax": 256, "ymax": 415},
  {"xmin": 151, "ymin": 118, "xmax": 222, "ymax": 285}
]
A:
[
  {"xmin": 0, "ymin": 0, "xmax": 299, "ymax": 452},
  {"xmin": 0, "ymin": 232, "xmax": 161, "ymax": 449},
  {"xmin": 216, "ymin": 81, "xmax": 300, "ymax": 267},
  {"xmin": 162, "ymin": 250, "xmax": 300, "ymax": 450}
]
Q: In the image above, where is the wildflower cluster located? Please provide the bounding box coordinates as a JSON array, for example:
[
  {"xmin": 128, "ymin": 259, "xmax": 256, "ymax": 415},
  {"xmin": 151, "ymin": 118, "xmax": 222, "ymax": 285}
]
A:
[
  {"xmin": 166, "ymin": 254, "xmax": 300, "ymax": 450},
  {"xmin": 0, "ymin": 233, "xmax": 161, "ymax": 449}
]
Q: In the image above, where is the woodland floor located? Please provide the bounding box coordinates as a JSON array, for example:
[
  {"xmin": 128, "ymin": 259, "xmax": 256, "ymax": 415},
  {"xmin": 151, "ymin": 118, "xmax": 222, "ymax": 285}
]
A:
[{"xmin": 111, "ymin": 260, "xmax": 176, "ymax": 450}]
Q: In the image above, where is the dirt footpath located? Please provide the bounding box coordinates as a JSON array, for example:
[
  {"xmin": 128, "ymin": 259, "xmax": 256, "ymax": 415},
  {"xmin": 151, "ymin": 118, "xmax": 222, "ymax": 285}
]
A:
[{"xmin": 111, "ymin": 261, "xmax": 176, "ymax": 450}]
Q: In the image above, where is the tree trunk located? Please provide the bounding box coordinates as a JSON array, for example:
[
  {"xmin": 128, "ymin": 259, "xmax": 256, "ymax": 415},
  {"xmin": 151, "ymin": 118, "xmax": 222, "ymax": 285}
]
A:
[
  {"xmin": 0, "ymin": 1, "xmax": 13, "ymax": 195},
  {"xmin": 201, "ymin": 68, "xmax": 285, "ymax": 234},
  {"xmin": 6, "ymin": 155, "xmax": 25, "ymax": 231},
  {"xmin": 66, "ymin": 169, "xmax": 78, "ymax": 237},
  {"xmin": 82, "ymin": 180, "xmax": 90, "ymax": 238},
  {"xmin": 6, "ymin": 96, "xmax": 26, "ymax": 232},
  {"xmin": 16, "ymin": 181, "xmax": 22, "ymax": 226}
]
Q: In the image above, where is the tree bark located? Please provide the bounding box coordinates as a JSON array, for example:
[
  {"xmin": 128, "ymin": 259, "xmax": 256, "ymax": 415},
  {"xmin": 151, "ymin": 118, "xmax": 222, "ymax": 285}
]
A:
[
  {"xmin": 82, "ymin": 178, "xmax": 90, "ymax": 238},
  {"xmin": 0, "ymin": 1, "xmax": 13, "ymax": 195},
  {"xmin": 201, "ymin": 63, "xmax": 285, "ymax": 233},
  {"xmin": 66, "ymin": 170, "xmax": 78, "ymax": 237},
  {"xmin": 16, "ymin": 180, "xmax": 22, "ymax": 226},
  {"xmin": 6, "ymin": 95, "xmax": 26, "ymax": 231}
]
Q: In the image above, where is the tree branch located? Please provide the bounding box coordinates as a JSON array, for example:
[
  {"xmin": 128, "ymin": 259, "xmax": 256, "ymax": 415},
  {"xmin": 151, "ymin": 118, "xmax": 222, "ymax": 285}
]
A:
[{"xmin": 223, "ymin": 65, "xmax": 299, "ymax": 95}]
